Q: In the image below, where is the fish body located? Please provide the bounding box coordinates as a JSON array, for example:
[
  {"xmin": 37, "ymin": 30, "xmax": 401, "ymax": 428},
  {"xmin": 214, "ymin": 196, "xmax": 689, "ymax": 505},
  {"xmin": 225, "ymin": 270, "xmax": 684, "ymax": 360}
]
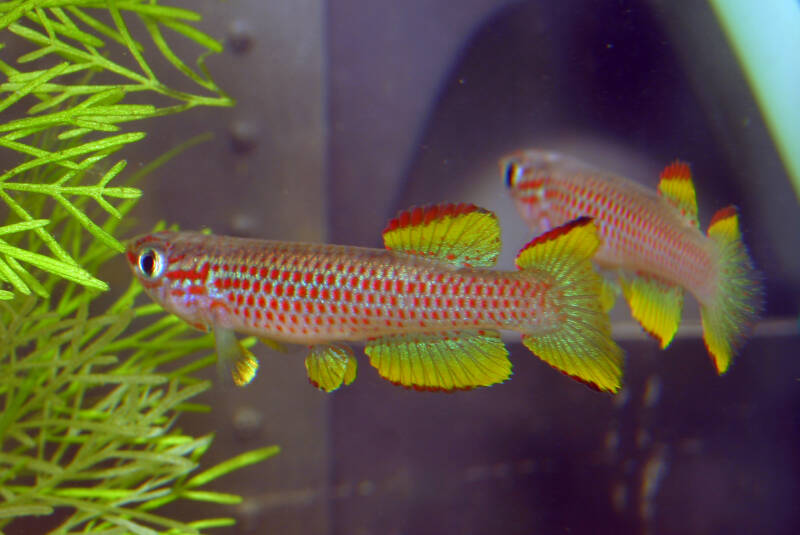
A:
[
  {"xmin": 130, "ymin": 236, "xmax": 558, "ymax": 344},
  {"xmin": 127, "ymin": 203, "xmax": 624, "ymax": 392},
  {"xmin": 502, "ymin": 150, "xmax": 763, "ymax": 372}
]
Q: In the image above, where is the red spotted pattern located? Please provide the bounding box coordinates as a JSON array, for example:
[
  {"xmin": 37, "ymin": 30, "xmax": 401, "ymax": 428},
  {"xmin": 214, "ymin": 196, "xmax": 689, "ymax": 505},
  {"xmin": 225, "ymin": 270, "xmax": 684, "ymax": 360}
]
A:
[
  {"xmin": 513, "ymin": 166, "xmax": 717, "ymax": 298},
  {"xmin": 136, "ymin": 232, "xmax": 561, "ymax": 344}
]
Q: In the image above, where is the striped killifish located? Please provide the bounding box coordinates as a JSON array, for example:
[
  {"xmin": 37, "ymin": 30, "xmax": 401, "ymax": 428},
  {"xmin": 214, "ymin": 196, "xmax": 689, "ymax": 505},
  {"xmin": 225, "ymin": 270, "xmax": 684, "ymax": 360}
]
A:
[
  {"xmin": 501, "ymin": 150, "xmax": 763, "ymax": 374},
  {"xmin": 127, "ymin": 203, "xmax": 624, "ymax": 392}
]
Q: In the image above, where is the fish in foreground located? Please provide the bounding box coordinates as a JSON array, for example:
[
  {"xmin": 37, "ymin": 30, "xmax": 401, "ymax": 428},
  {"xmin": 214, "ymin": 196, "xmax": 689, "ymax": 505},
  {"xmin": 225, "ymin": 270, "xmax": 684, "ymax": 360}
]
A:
[
  {"xmin": 501, "ymin": 150, "xmax": 763, "ymax": 373},
  {"xmin": 126, "ymin": 203, "xmax": 623, "ymax": 392}
]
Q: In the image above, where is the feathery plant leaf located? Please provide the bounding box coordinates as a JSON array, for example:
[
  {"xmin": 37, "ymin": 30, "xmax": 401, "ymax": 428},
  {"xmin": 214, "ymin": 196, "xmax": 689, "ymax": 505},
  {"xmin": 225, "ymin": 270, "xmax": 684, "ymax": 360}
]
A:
[
  {"xmin": 0, "ymin": 150, "xmax": 278, "ymax": 532},
  {"xmin": 0, "ymin": 271, "xmax": 281, "ymax": 534},
  {"xmin": 0, "ymin": 0, "xmax": 234, "ymax": 298},
  {"xmin": 1, "ymin": 2, "xmax": 277, "ymax": 533}
]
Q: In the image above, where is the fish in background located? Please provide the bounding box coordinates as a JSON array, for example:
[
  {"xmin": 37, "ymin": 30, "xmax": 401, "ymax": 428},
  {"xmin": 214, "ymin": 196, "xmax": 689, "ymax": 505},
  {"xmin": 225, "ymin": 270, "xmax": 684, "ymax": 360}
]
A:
[
  {"xmin": 127, "ymin": 203, "xmax": 624, "ymax": 393},
  {"xmin": 501, "ymin": 149, "xmax": 763, "ymax": 374}
]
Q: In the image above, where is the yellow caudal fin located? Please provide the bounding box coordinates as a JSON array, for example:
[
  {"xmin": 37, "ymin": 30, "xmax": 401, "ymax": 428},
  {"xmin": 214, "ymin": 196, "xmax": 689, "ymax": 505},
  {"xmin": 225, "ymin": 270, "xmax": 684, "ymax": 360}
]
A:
[
  {"xmin": 657, "ymin": 160, "xmax": 699, "ymax": 228},
  {"xmin": 305, "ymin": 344, "xmax": 358, "ymax": 392},
  {"xmin": 619, "ymin": 271, "xmax": 683, "ymax": 349},
  {"xmin": 365, "ymin": 330, "xmax": 512, "ymax": 391},
  {"xmin": 702, "ymin": 206, "xmax": 763, "ymax": 373},
  {"xmin": 516, "ymin": 217, "xmax": 624, "ymax": 393},
  {"xmin": 383, "ymin": 203, "xmax": 501, "ymax": 267}
]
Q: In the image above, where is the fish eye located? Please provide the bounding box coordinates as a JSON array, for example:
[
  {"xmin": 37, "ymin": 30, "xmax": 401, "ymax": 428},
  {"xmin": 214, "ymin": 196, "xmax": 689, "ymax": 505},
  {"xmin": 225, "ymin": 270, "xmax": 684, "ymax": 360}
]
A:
[
  {"xmin": 504, "ymin": 162, "xmax": 519, "ymax": 188},
  {"xmin": 137, "ymin": 248, "xmax": 165, "ymax": 280}
]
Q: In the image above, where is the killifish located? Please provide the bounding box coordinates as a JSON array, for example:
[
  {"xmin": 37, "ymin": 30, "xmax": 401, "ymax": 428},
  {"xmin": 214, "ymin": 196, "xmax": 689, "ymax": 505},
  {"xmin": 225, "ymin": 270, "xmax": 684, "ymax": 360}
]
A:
[
  {"xmin": 126, "ymin": 203, "xmax": 624, "ymax": 393},
  {"xmin": 501, "ymin": 150, "xmax": 763, "ymax": 373}
]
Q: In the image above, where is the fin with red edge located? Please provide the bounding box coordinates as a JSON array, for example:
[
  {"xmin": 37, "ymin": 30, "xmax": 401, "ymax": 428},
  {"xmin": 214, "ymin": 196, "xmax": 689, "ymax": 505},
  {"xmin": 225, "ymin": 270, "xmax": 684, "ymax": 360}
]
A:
[
  {"xmin": 382, "ymin": 203, "xmax": 501, "ymax": 267},
  {"xmin": 516, "ymin": 217, "xmax": 625, "ymax": 393},
  {"xmin": 657, "ymin": 160, "xmax": 699, "ymax": 228}
]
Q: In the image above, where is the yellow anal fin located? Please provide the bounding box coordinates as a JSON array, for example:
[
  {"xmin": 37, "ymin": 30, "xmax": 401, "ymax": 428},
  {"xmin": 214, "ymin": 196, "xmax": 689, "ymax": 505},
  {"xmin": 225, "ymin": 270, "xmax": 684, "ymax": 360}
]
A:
[
  {"xmin": 619, "ymin": 271, "xmax": 683, "ymax": 349},
  {"xmin": 657, "ymin": 160, "xmax": 698, "ymax": 228},
  {"xmin": 305, "ymin": 344, "xmax": 357, "ymax": 392},
  {"xmin": 364, "ymin": 330, "xmax": 511, "ymax": 391},
  {"xmin": 382, "ymin": 203, "xmax": 501, "ymax": 267},
  {"xmin": 214, "ymin": 326, "xmax": 259, "ymax": 386}
]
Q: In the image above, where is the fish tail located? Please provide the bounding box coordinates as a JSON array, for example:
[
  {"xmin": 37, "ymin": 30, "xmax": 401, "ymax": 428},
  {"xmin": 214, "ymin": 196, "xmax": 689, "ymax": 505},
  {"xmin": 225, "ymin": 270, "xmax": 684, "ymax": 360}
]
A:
[
  {"xmin": 701, "ymin": 206, "xmax": 764, "ymax": 373},
  {"xmin": 515, "ymin": 217, "xmax": 625, "ymax": 393}
]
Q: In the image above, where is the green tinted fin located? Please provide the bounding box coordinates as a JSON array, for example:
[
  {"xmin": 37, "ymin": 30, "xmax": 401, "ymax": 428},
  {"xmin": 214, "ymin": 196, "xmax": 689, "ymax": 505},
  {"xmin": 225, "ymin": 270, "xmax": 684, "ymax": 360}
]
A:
[
  {"xmin": 619, "ymin": 271, "xmax": 683, "ymax": 349},
  {"xmin": 364, "ymin": 330, "xmax": 511, "ymax": 391},
  {"xmin": 382, "ymin": 203, "xmax": 501, "ymax": 266},
  {"xmin": 214, "ymin": 325, "xmax": 259, "ymax": 386},
  {"xmin": 305, "ymin": 344, "xmax": 357, "ymax": 392},
  {"xmin": 514, "ymin": 217, "xmax": 624, "ymax": 393},
  {"xmin": 702, "ymin": 206, "xmax": 763, "ymax": 373}
]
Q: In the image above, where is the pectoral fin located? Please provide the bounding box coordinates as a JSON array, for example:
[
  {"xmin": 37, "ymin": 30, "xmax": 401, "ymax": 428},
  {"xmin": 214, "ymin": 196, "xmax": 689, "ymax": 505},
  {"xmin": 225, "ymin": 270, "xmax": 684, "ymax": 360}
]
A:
[
  {"xmin": 619, "ymin": 272, "xmax": 683, "ymax": 349},
  {"xmin": 260, "ymin": 337, "xmax": 287, "ymax": 353},
  {"xmin": 364, "ymin": 330, "xmax": 511, "ymax": 391},
  {"xmin": 214, "ymin": 325, "xmax": 259, "ymax": 386},
  {"xmin": 600, "ymin": 276, "xmax": 620, "ymax": 313},
  {"xmin": 305, "ymin": 344, "xmax": 357, "ymax": 392}
]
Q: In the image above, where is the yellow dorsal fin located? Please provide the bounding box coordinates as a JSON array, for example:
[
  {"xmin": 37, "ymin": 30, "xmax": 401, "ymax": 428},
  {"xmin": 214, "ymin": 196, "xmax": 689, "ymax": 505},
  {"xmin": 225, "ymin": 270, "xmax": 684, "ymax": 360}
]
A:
[
  {"xmin": 364, "ymin": 330, "xmax": 511, "ymax": 391},
  {"xmin": 382, "ymin": 203, "xmax": 501, "ymax": 267},
  {"xmin": 305, "ymin": 344, "xmax": 357, "ymax": 392},
  {"xmin": 619, "ymin": 271, "xmax": 684, "ymax": 349},
  {"xmin": 657, "ymin": 160, "xmax": 698, "ymax": 228}
]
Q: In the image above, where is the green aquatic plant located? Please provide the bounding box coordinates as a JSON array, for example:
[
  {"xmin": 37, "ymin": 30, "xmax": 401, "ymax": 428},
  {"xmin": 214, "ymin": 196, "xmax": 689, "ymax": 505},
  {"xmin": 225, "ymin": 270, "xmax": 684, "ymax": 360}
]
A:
[
  {"xmin": 1, "ymin": 1, "xmax": 278, "ymax": 532},
  {"xmin": 0, "ymin": 0, "xmax": 232, "ymax": 297},
  {"xmin": 0, "ymin": 283, "xmax": 279, "ymax": 533}
]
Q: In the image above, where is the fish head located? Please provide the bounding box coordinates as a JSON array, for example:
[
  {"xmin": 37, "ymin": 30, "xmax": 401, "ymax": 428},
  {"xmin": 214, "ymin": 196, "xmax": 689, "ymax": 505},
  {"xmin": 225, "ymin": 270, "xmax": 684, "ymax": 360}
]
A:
[
  {"xmin": 500, "ymin": 149, "xmax": 565, "ymax": 233},
  {"xmin": 125, "ymin": 231, "xmax": 212, "ymax": 329}
]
